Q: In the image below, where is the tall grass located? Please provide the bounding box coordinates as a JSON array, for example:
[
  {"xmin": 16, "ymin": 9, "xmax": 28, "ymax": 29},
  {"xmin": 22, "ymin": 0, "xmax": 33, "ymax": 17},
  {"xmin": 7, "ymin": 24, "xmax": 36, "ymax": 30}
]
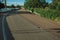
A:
[{"xmin": 34, "ymin": 8, "xmax": 60, "ymax": 21}]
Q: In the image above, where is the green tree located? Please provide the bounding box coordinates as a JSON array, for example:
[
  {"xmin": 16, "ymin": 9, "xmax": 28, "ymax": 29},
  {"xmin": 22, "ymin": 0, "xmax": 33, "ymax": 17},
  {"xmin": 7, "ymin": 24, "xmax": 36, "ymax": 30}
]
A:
[
  {"xmin": 24, "ymin": 0, "xmax": 47, "ymax": 9},
  {"xmin": 0, "ymin": 2, "xmax": 5, "ymax": 9},
  {"xmin": 56, "ymin": 2, "xmax": 60, "ymax": 10},
  {"xmin": 16, "ymin": 5, "xmax": 21, "ymax": 8},
  {"xmin": 11, "ymin": 4, "xmax": 15, "ymax": 8},
  {"xmin": 49, "ymin": 0, "xmax": 60, "ymax": 9},
  {"xmin": 40, "ymin": 0, "xmax": 48, "ymax": 8}
]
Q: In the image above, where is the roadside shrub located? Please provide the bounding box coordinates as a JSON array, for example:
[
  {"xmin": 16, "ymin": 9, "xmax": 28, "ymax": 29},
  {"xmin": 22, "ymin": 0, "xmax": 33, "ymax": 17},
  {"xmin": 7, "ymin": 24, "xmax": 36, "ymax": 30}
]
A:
[
  {"xmin": 35, "ymin": 8, "xmax": 60, "ymax": 20},
  {"xmin": 56, "ymin": 2, "xmax": 60, "ymax": 10}
]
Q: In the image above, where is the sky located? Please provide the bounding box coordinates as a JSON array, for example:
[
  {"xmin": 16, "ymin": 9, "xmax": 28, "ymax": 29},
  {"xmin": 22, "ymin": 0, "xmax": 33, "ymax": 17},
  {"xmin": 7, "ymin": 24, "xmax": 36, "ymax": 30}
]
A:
[
  {"xmin": 7, "ymin": 0, "xmax": 25, "ymax": 6},
  {"xmin": 7, "ymin": 0, "xmax": 52, "ymax": 6},
  {"xmin": 46, "ymin": 0, "xmax": 52, "ymax": 3}
]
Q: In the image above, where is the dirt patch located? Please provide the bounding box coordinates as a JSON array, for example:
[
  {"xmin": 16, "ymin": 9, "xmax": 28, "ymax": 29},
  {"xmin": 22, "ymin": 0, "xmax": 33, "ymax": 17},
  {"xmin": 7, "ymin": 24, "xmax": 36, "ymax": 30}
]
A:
[{"xmin": 18, "ymin": 10, "xmax": 60, "ymax": 38}]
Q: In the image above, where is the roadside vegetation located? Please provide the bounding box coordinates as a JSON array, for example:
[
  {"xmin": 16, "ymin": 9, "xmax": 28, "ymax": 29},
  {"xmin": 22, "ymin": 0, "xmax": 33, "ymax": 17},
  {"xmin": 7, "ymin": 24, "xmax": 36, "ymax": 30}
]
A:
[
  {"xmin": 0, "ymin": 2, "xmax": 5, "ymax": 9},
  {"xmin": 24, "ymin": 0, "xmax": 60, "ymax": 22},
  {"xmin": 7, "ymin": 4, "xmax": 21, "ymax": 8},
  {"xmin": 0, "ymin": 2, "xmax": 21, "ymax": 9}
]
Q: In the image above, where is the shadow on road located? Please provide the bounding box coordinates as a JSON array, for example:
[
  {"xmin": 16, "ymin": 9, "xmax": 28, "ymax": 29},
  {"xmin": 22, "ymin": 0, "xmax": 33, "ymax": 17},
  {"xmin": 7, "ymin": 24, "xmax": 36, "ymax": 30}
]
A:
[
  {"xmin": 50, "ymin": 28, "xmax": 60, "ymax": 30},
  {"xmin": 6, "ymin": 10, "xmax": 33, "ymax": 16},
  {"xmin": 49, "ymin": 28, "xmax": 60, "ymax": 33}
]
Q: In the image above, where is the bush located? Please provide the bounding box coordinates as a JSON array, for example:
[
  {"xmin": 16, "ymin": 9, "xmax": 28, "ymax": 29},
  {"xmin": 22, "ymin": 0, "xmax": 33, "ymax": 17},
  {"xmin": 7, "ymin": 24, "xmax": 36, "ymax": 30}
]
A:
[
  {"xmin": 56, "ymin": 2, "xmax": 60, "ymax": 10},
  {"xmin": 35, "ymin": 8, "xmax": 60, "ymax": 20}
]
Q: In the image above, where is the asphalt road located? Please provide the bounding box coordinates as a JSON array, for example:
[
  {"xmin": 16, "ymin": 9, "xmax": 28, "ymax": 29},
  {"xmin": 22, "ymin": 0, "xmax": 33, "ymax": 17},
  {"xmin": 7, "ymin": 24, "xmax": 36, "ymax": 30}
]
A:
[
  {"xmin": 0, "ymin": 15, "xmax": 3, "ymax": 40},
  {"xmin": 4, "ymin": 10, "xmax": 60, "ymax": 40}
]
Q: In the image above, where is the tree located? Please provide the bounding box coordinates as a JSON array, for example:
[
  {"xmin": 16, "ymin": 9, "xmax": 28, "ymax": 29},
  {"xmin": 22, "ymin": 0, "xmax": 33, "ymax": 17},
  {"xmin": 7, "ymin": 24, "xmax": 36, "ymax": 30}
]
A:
[
  {"xmin": 11, "ymin": 4, "xmax": 15, "ymax": 8},
  {"xmin": 0, "ymin": 2, "xmax": 5, "ymax": 9},
  {"xmin": 53, "ymin": 0, "xmax": 60, "ymax": 3},
  {"xmin": 16, "ymin": 5, "xmax": 21, "ymax": 8},
  {"xmin": 49, "ymin": 0, "xmax": 60, "ymax": 9},
  {"xmin": 24, "ymin": 0, "xmax": 34, "ymax": 9},
  {"xmin": 24, "ymin": 0, "xmax": 48, "ymax": 9},
  {"xmin": 15, "ymin": 5, "xmax": 21, "ymax": 9},
  {"xmin": 57, "ymin": 2, "xmax": 60, "ymax": 10},
  {"xmin": 40, "ymin": 0, "xmax": 48, "ymax": 8}
]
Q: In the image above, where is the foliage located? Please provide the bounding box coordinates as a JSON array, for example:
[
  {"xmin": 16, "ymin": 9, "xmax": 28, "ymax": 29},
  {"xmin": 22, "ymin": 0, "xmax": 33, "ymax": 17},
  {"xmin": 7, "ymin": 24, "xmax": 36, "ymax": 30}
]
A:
[
  {"xmin": 0, "ymin": 2, "xmax": 5, "ymax": 9},
  {"xmin": 49, "ymin": 3, "xmax": 56, "ymax": 9},
  {"xmin": 16, "ymin": 5, "xmax": 21, "ymax": 8},
  {"xmin": 35, "ymin": 8, "xmax": 60, "ymax": 20},
  {"xmin": 56, "ymin": 2, "xmax": 60, "ymax": 10},
  {"xmin": 24, "ymin": 0, "xmax": 48, "ymax": 9},
  {"xmin": 10, "ymin": 4, "xmax": 15, "ymax": 8},
  {"xmin": 24, "ymin": 0, "xmax": 60, "ymax": 21},
  {"xmin": 49, "ymin": 0, "xmax": 60, "ymax": 9}
]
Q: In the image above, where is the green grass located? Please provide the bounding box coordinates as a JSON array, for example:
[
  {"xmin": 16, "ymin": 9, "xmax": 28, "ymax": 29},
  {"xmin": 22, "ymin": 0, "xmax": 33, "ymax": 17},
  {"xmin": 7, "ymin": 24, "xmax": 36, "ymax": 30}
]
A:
[{"xmin": 34, "ymin": 8, "xmax": 60, "ymax": 21}]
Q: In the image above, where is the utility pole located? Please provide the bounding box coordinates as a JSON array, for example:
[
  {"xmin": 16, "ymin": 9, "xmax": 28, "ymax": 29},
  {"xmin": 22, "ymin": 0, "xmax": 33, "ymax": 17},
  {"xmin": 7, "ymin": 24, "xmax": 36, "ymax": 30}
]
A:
[
  {"xmin": 5, "ymin": 0, "xmax": 6, "ymax": 8},
  {"xmin": 1, "ymin": 0, "xmax": 6, "ymax": 8}
]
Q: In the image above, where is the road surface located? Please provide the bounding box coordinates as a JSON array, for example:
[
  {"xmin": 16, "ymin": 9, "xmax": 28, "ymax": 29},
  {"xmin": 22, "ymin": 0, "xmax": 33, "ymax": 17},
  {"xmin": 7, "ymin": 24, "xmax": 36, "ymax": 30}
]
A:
[
  {"xmin": 0, "ymin": 15, "xmax": 4, "ymax": 40},
  {"xmin": 3, "ymin": 10, "xmax": 60, "ymax": 40}
]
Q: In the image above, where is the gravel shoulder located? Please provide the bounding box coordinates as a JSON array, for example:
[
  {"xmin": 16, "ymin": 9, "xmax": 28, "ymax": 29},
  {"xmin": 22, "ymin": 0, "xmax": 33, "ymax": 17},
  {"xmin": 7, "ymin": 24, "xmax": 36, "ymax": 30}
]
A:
[{"xmin": 18, "ymin": 10, "xmax": 60, "ymax": 38}]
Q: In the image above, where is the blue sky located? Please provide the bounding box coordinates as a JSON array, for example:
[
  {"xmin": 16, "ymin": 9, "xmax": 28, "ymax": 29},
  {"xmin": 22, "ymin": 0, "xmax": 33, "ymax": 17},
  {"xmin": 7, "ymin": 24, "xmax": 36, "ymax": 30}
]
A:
[
  {"xmin": 7, "ymin": 0, "xmax": 25, "ymax": 6},
  {"xmin": 46, "ymin": 0, "xmax": 52, "ymax": 3},
  {"xmin": 7, "ymin": 0, "xmax": 52, "ymax": 6}
]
